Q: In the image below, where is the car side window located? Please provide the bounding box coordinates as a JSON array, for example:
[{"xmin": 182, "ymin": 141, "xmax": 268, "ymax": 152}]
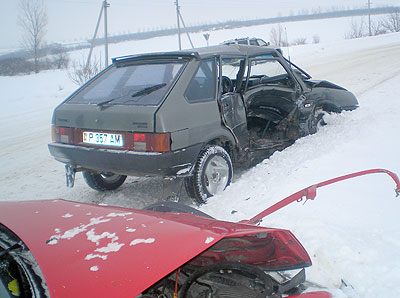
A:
[
  {"xmin": 221, "ymin": 57, "xmax": 247, "ymax": 92},
  {"xmin": 250, "ymin": 59, "xmax": 286, "ymax": 77},
  {"xmin": 185, "ymin": 59, "xmax": 216, "ymax": 103},
  {"xmin": 249, "ymin": 39, "xmax": 258, "ymax": 46},
  {"xmin": 257, "ymin": 39, "xmax": 268, "ymax": 46},
  {"xmin": 222, "ymin": 58, "xmax": 246, "ymax": 80},
  {"xmin": 248, "ymin": 58, "xmax": 294, "ymax": 90}
]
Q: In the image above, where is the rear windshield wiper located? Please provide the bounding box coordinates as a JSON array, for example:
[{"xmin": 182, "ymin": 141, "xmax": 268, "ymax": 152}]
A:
[
  {"xmin": 130, "ymin": 83, "xmax": 167, "ymax": 98},
  {"xmin": 96, "ymin": 84, "xmax": 167, "ymax": 109},
  {"xmin": 96, "ymin": 91, "xmax": 133, "ymax": 109},
  {"xmin": 97, "ymin": 94, "xmax": 126, "ymax": 107}
]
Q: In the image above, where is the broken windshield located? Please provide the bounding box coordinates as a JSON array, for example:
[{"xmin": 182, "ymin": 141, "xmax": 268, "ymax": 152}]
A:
[{"xmin": 67, "ymin": 60, "xmax": 186, "ymax": 106}]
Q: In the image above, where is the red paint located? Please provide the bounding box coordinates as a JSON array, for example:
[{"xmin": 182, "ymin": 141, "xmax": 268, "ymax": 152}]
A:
[
  {"xmin": 2, "ymin": 168, "xmax": 397, "ymax": 298},
  {"xmin": 244, "ymin": 168, "xmax": 400, "ymax": 225},
  {"xmin": 0, "ymin": 199, "xmax": 310, "ymax": 298}
]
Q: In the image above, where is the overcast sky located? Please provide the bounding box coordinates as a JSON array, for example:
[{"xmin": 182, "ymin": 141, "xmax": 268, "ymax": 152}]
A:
[{"xmin": 1, "ymin": 0, "xmax": 399, "ymax": 51}]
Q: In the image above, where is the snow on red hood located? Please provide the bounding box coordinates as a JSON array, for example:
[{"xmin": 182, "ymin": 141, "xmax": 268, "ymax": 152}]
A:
[{"xmin": 0, "ymin": 199, "xmax": 297, "ymax": 298}]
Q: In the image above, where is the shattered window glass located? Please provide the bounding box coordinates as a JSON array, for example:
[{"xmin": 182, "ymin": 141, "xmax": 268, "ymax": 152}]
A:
[
  {"xmin": 221, "ymin": 58, "xmax": 243, "ymax": 80},
  {"xmin": 250, "ymin": 59, "xmax": 287, "ymax": 78}
]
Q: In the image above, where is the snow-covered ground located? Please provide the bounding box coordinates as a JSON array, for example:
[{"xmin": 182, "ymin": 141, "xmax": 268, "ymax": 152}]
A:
[{"xmin": 1, "ymin": 17, "xmax": 400, "ymax": 297}]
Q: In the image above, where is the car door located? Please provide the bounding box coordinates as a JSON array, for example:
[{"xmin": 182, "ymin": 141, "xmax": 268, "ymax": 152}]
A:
[
  {"xmin": 243, "ymin": 57, "xmax": 303, "ymax": 141},
  {"xmin": 218, "ymin": 57, "xmax": 249, "ymax": 151}
]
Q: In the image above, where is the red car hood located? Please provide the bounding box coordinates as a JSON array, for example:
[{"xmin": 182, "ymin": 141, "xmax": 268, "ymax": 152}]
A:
[{"xmin": 0, "ymin": 199, "xmax": 308, "ymax": 298}]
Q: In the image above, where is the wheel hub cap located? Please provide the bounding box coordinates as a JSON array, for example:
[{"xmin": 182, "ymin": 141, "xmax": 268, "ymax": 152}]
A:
[{"xmin": 204, "ymin": 156, "xmax": 229, "ymax": 195}]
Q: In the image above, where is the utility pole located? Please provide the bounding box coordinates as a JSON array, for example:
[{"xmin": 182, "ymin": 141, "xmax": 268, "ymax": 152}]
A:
[
  {"xmin": 368, "ymin": 0, "xmax": 372, "ymax": 36},
  {"xmin": 175, "ymin": 0, "xmax": 182, "ymax": 50},
  {"xmin": 174, "ymin": 0, "xmax": 194, "ymax": 50},
  {"xmin": 86, "ymin": 1, "xmax": 110, "ymax": 70},
  {"xmin": 104, "ymin": 0, "xmax": 110, "ymax": 66}
]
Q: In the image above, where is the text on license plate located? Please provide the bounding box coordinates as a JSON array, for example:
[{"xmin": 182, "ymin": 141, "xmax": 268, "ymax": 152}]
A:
[{"xmin": 82, "ymin": 131, "xmax": 123, "ymax": 147}]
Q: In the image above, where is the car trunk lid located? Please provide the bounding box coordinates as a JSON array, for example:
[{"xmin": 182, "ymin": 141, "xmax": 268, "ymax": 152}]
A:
[{"xmin": 53, "ymin": 103, "xmax": 155, "ymax": 132}]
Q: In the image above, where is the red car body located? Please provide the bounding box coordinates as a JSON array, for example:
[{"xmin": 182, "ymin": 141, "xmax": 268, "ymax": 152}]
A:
[
  {"xmin": 0, "ymin": 199, "xmax": 315, "ymax": 297},
  {"xmin": 1, "ymin": 169, "xmax": 399, "ymax": 297}
]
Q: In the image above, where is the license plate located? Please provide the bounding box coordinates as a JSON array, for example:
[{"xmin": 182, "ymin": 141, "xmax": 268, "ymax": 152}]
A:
[{"xmin": 82, "ymin": 131, "xmax": 123, "ymax": 147}]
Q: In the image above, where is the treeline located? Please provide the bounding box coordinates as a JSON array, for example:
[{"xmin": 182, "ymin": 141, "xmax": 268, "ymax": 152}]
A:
[
  {"xmin": 1, "ymin": 6, "xmax": 399, "ymax": 76},
  {"xmin": 94, "ymin": 6, "xmax": 400, "ymax": 45},
  {"xmin": 0, "ymin": 43, "xmax": 69, "ymax": 76}
]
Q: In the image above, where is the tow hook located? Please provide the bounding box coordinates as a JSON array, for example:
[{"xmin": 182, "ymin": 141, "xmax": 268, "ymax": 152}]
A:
[{"xmin": 65, "ymin": 165, "xmax": 76, "ymax": 188}]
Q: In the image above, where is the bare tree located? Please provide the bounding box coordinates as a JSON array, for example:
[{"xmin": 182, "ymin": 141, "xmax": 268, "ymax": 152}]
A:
[
  {"xmin": 312, "ymin": 34, "xmax": 321, "ymax": 44},
  {"xmin": 345, "ymin": 18, "xmax": 367, "ymax": 39},
  {"xmin": 19, "ymin": 0, "xmax": 48, "ymax": 73},
  {"xmin": 68, "ymin": 55, "xmax": 102, "ymax": 86},
  {"xmin": 292, "ymin": 37, "xmax": 307, "ymax": 45},
  {"xmin": 0, "ymin": 58, "xmax": 34, "ymax": 76},
  {"xmin": 371, "ymin": 20, "xmax": 387, "ymax": 36},
  {"xmin": 382, "ymin": 9, "xmax": 400, "ymax": 33},
  {"xmin": 49, "ymin": 44, "xmax": 70, "ymax": 69},
  {"xmin": 54, "ymin": 51, "xmax": 70, "ymax": 70},
  {"xmin": 270, "ymin": 24, "xmax": 285, "ymax": 47}
]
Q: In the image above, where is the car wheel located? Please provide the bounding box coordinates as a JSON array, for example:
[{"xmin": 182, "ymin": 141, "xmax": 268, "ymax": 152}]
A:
[
  {"xmin": 309, "ymin": 107, "xmax": 328, "ymax": 134},
  {"xmin": 82, "ymin": 171, "xmax": 127, "ymax": 191},
  {"xmin": 185, "ymin": 145, "xmax": 233, "ymax": 204}
]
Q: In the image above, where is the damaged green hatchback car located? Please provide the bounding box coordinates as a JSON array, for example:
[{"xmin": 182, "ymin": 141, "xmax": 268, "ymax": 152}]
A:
[{"xmin": 49, "ymin": 44, "xmax": 358, "ymax": 203}]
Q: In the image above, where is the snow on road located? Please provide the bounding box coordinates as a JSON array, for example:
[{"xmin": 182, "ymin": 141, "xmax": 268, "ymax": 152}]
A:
[{"xmin": 0, "ymin": 25, "xmax": 400, "ymax": 297}]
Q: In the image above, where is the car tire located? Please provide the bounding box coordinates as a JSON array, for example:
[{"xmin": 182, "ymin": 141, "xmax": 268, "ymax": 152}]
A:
[
  {"xmin": 185, "ymin": 145, "xmax": 233, "ymax": 204},
  {"xmin": 82, "ymin": 171, "xmax": 127, "ymax": 191}
]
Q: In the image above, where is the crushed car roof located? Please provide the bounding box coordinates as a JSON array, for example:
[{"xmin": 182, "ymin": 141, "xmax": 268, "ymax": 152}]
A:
[{"xmin": 113, "ymin": 44, "xmax": 282, "ymax": 63}]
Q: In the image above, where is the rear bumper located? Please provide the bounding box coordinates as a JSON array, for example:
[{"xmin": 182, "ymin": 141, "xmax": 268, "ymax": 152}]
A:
[{"xmin": 48, "ymin": 142, "xmax": 202, "ymax": 177}]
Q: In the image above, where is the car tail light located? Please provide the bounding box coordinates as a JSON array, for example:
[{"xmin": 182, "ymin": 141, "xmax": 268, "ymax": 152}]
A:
[
  {"xmin": 52, "ymin": 125, "xmax": 73, "ymax": 144},
  {"xmin": 133, "ymin": 133, "xmax": 171, "ymax": 152}
]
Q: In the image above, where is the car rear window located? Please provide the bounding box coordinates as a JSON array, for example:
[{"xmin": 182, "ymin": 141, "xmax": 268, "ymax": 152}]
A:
[{"xmin": 67, "ymin": 60, "xmax": 185, "ymax": 106}]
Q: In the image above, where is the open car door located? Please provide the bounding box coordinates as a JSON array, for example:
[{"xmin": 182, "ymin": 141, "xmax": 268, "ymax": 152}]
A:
[
  {"xmin": 218, "ymin": 57, "xmax": 249, "ymax": 151},
  {"xmin": 244, "ymin": 57, "xmax": 304, "ymax": 153}
]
